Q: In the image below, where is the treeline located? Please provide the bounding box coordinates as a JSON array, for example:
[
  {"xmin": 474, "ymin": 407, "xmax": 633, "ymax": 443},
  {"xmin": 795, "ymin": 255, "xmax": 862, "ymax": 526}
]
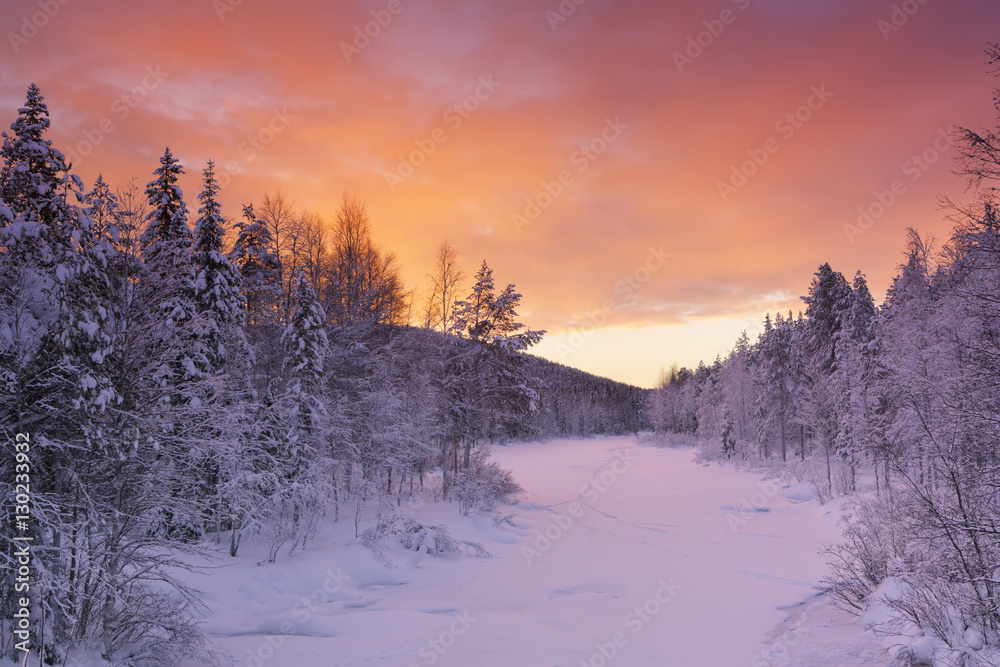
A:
[
  {"xmin": 525, "ymin": 355, "xmax": 648, "ymax": 438},
  {"xmin": 649, "ymin": 45, "xmax": 1000, "ymax": 664},
  {"xmin": 0, "ymin": 85, "xmax": 643, "ymax": 665},
  {"xmin": 646, "ymin": 265, "xmax": 877, "ymax": 499}
]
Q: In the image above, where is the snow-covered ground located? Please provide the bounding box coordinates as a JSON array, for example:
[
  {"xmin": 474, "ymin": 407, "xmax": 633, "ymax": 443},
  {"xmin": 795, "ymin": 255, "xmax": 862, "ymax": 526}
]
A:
[{"xmin": 177, "ymin": 436, "xmax": 885, "ymax": 666}]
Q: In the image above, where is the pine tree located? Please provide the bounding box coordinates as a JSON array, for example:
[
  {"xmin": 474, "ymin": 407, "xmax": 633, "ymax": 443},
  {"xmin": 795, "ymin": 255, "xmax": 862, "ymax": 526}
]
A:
[
  {"xmin": 877, "ymin": 231, "xmax": 937, "ymax": 485},
  {"xmin": 271, "ymin": 273, "xmax": 330, "ymax": 558},
  {"xmin": 0, "ymin": 85, "xmax": 117, "ymax": 426},
  {"xmin": 830, "ymin": 272, "xmax": 878, "ymax": 490},
  {"xmin": 192, "ymin": 161, "xmax": 247, "ymax": 373},
  {"xmin": 0, "ymin": 83, "xmax": 83, "ymax": 220},
  {"xmin": 141, "ymin": 148, "xmax": 210, "ymax": 399},
  {"xmin": 755, "ymin": 313, "xmax": 796, "ymax": 461},
  {"xmin": 229, "ymin": 203, "xmax": 283, "ymax": 397},
  {"xmin": 802, "ymin": 263, "xmax": 853, "ymax": 372},
  {"xmin": 800, "ymin": 263, "xmax": 853, "ymax": 496},
  {"xmin": 229, "ymin": 202, "xmax": 281, "ymax": 326},
  {"xmin": 84, "ymin": 175, "xmax": 117, "ymax": 244},
  {"xmin": 452, "ymin": 261, "xmax": 544, "ymax": 470},
  {"xmin": 142, "ymin": 148, "xmax": 192, "ymax": 290},
  {"xmin": 137, "ymin": 149, "xmax": 227, "ymax": 549},
  {"xmin": 0, "ymin": 85, "xmax": 116, "ymax": 425},
  {"xmin": 283, "ymin": 273, "xmax": 328, "ymax": 399},
  {"xmin": 280, "ymin": 272, "xmax": 327, "ymax": 483}
]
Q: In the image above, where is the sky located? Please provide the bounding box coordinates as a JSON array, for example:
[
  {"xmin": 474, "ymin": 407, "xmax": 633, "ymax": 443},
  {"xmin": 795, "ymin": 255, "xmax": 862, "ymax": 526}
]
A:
[{"xmin": 2, "ymin": 0, "xmax": 998, "ymax": 388}]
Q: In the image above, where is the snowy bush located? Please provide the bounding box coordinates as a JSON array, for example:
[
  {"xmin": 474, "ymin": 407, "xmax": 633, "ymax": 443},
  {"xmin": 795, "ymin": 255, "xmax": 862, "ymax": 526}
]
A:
[
  {"xmin": 694, "ymin": 436, "xmax": 726, "ymax": 462},
  {"xmin": 824, "ymin": 484, "xmax": 1000, "ymax": 666},
  {"xmin": 360, "ymin": 515, "xmax": 489, "ymax": 563},
  {"xmin": 451, "ymin": 445, "xmax": 523, "ymax": 516},
  {"xmin": 397, "ymin": 518, "xmax": 489, "ymax": 558},
  {"xmin": 99, "ymin": 584, "xmax": 220, "ymax": 667},
  {"xmin": 823, "ymin": 497, "xmax": 908, "ymax": 613}
]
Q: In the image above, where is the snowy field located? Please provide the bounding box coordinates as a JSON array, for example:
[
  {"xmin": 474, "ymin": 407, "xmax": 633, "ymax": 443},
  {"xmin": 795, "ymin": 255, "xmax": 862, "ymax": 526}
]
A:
[{"xmin": 173, "ymin": 436, "xmax": 886, "ymax": 667}]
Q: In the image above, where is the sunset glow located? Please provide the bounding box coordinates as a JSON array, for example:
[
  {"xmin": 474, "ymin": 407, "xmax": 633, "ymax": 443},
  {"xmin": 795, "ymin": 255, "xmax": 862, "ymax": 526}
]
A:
[{"xmin": 4, "ymin": 0, "xmax": 997, "ymax": 386}]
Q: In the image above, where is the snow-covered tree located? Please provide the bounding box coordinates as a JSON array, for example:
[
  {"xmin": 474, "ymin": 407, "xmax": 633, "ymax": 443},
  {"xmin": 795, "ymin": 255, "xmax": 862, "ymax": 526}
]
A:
[
  {"xmin": 754, "ymin": 313, "xmax": 797, "ymax": 461},
  {"xmin": 142, "ymin": 148, "xmax": 192, "ymax": 291},
  {"xmin": 0, "ymin": 84, "xmax": 118, "ymax": 424},
  {"xmin": 268, "ymin": 273, "xmax": 330, "ymax": 558},
  {"xmin": 229, "ymin": 202, "xmax": 283, "ymax": 397},
  {"xmin": 283, "ymin": 273, "xmax": 328, "ymax": 400},
  {"xmin": 229, "ymin": 202, "xmax": 281, "ymax": 326},
  {"xmin": 831, "ymin": 271, "xmax": 878, "ymax": 490},
  {"xmin": 141, "ymin": 147, "xmax": 211, "ymax": 400},
  {"xmin": 799, "ymin": 263, "xmax": 853, "ymax": 496},
  {"xmin": 192, "ymin": 160, "xmax": 247, "ymax": 374},
  {"xmin": 452, "ymin": 261, "xmax": 545, "ymax": 470}
]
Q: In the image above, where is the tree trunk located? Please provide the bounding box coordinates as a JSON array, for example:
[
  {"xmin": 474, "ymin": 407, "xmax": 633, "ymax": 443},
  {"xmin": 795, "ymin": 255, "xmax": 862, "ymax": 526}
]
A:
[
  {"xmin": 824, "ymin": 435, "xmax": 833, "ymax": 498},
  {"xmin": 230, "ymin": 521, "xmax": 242, "ymax": 557},
  {"xmin": 884, "ymin": 451, "xmax": 890, "ymax": 498},
  {"xmin": 779, "ymin": 395, "xmax": 787, "ymax": 462},
  {"xmin": 440, "ymin": 438, "xmax": 449, "ymax": 496}
]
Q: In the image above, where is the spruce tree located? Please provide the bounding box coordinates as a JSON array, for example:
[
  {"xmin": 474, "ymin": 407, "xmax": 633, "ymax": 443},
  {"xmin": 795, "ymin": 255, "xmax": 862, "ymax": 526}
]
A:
[
  {"xmin": 273, "ymin": 273, "xmax": 329, "ymax": 557},
  {"xmin": 283, "ymin": 274, "xmax": 327, "ymax": 394},
  {"xmin": 192, "ymin": 161, "xmax": 247, "ymax": 373},
  {"xmin": 756, "ymin": 313, "xmax": 796, "ymax": 461},
  {"xmin": 142, "ymin": 147, "xmax": 192, "ymax": 296},
  {"xmin": 229, "ymin": 202, "xmax": 281, "ymax": 326},
  {"xmin": 141, "ymin": 148, "xmax": 210, "ymax": 399},
  {"xmin": 452, "ymin": 261, "xmax": 544, "ymax": 469},
  {"xmin": 800, "ymin": 263, "xmax": 853, "ymax": 496}
]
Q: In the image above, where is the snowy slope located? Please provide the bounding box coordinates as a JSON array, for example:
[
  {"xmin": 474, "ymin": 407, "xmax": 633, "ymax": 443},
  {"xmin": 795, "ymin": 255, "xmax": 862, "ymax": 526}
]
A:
[{"xmin": 166, "ymin": 436, "xmax": 886, "ymax": 667}]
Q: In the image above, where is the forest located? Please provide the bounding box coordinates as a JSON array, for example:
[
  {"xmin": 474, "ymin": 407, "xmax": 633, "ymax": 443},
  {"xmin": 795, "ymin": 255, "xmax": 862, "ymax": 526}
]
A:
[
  {"xmin": 646, "ymin": 44, "xmax": 1000, "ymax": 666},
  {"xmin": 0, "ymin": 84, "xmax": 646, "ymax": 664}
]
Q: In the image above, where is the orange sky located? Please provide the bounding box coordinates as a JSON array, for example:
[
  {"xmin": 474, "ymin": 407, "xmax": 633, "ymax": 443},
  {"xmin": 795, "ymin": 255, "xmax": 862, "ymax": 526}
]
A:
[{"xmin": 3, "ymin": 0, "xmax": 998, "ymax": 387}]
